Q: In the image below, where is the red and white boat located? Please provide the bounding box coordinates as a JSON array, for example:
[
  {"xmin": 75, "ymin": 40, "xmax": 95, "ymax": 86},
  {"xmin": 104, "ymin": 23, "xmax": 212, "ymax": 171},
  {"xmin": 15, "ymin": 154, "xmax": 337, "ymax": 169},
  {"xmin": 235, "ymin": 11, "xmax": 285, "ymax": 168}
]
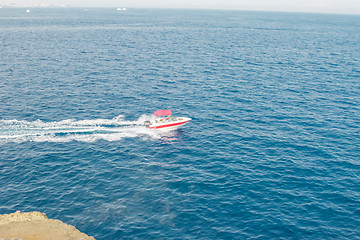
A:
[{"xmin": 144, "ymin": 110, "xmax": 191, "ymax": 130}]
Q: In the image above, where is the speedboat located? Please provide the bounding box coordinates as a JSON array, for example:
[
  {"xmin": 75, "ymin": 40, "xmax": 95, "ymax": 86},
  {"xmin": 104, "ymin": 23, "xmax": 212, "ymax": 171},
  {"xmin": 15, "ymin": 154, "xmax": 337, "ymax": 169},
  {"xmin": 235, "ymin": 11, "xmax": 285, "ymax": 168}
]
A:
[{"xmin": 144, "ymin": 110, "xmax": 191, "ymax": 130}]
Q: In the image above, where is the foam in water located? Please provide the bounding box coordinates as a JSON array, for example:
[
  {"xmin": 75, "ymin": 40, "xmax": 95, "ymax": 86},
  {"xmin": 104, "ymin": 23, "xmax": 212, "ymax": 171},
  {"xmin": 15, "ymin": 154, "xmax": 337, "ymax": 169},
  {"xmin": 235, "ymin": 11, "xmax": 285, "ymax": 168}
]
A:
[{"xmin": 0, "ymin": 115, "xmax": 170, "ymax": 143}]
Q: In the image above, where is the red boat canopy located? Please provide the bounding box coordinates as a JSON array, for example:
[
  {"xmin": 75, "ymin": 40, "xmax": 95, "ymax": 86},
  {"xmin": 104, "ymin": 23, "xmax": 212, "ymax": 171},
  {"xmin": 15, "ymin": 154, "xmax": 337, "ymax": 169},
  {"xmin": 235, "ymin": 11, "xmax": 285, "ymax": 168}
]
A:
[{"xmin": 154, "ymin": 110, "xmax": 172, "ymax": 116}]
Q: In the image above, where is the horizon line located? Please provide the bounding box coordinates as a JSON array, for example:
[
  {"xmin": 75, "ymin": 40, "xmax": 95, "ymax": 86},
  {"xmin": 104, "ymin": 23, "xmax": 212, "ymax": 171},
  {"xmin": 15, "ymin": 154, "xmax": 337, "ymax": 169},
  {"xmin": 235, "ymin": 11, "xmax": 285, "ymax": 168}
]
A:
[{"xmin": 1, "ymin": 5, "xmax": 359, "ymax": 16}]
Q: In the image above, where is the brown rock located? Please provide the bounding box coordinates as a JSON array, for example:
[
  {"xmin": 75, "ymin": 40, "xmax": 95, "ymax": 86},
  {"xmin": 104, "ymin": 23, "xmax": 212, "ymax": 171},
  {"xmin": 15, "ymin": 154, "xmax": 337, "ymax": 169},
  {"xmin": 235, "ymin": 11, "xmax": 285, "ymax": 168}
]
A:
[{"xmin": 0, "ymin": 211, "xmax": 95, "ymax": 240}]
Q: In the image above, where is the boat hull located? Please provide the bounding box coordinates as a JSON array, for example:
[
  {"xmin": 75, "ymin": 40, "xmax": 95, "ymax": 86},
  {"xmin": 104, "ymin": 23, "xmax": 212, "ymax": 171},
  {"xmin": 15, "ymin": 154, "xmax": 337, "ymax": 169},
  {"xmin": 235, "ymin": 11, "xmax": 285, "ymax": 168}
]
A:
[{"xmin": 146, "ymin": 117, "xmax": 191, "ymax": 130}]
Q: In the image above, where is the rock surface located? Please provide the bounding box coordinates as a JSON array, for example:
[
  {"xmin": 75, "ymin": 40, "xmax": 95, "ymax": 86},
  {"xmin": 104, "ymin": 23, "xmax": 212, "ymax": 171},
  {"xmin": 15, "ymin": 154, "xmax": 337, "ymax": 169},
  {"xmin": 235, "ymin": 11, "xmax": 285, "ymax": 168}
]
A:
[{"xmin": 0, "ymin": 211, "xmax": 95, "ymax": 240}]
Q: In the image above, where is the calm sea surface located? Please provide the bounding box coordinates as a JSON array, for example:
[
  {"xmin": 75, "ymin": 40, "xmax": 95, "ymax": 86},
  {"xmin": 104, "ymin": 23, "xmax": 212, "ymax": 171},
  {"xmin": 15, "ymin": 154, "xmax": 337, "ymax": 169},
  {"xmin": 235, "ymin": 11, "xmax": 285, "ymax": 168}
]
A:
[{"xmin": 1, "ymin": 8, "xmax": 359, "ymax": 239}]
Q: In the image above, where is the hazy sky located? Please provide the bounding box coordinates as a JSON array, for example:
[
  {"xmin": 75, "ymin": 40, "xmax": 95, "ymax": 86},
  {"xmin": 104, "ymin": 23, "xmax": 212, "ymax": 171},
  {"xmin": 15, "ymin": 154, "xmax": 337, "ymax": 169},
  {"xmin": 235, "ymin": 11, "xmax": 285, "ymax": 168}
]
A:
[{"xmin": 2, "ymin": 0, "xmax": 360, "ymax": 15}]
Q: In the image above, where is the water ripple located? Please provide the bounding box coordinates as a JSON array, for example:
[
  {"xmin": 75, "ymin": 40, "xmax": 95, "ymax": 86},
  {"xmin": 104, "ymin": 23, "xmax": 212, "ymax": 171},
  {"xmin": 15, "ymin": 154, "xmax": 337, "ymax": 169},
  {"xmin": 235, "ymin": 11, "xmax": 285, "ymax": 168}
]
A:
[{"xmin": 1, "ymin": 8, "xmax": 360, "ymax": 240}]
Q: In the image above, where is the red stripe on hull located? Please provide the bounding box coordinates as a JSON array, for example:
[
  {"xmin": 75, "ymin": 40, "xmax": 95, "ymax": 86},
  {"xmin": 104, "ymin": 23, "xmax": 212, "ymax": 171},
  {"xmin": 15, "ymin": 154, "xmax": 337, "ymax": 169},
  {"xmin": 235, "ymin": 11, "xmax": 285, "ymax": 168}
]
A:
[{"xmin": 149, "ymin": 120, "xmax": 190, "ymax": 129}]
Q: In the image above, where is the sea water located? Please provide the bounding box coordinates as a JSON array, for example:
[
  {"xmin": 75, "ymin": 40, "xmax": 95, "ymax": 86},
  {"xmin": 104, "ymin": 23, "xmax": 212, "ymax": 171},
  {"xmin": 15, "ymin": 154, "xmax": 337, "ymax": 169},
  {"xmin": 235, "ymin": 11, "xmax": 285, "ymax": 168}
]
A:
[{"xmin": 0, "ymin": 8, "xmax": 359, "ymax": 239}]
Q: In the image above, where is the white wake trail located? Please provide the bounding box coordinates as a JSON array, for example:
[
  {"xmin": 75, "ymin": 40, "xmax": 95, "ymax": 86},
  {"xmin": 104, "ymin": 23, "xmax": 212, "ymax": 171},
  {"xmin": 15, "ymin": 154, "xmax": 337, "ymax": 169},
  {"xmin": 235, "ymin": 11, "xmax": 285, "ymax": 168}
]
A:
[{"xmin": 0, "ymin": 115, "xmax": 166, "ymax": 143}]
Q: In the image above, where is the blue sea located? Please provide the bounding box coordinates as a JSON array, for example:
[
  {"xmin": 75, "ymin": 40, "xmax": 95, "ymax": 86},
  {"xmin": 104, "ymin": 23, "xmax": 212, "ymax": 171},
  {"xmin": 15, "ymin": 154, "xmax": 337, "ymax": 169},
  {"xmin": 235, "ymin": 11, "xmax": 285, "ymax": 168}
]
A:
[{"xmin": 1, "ymin": 8, "xmax": 360, "ymax": 239}]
